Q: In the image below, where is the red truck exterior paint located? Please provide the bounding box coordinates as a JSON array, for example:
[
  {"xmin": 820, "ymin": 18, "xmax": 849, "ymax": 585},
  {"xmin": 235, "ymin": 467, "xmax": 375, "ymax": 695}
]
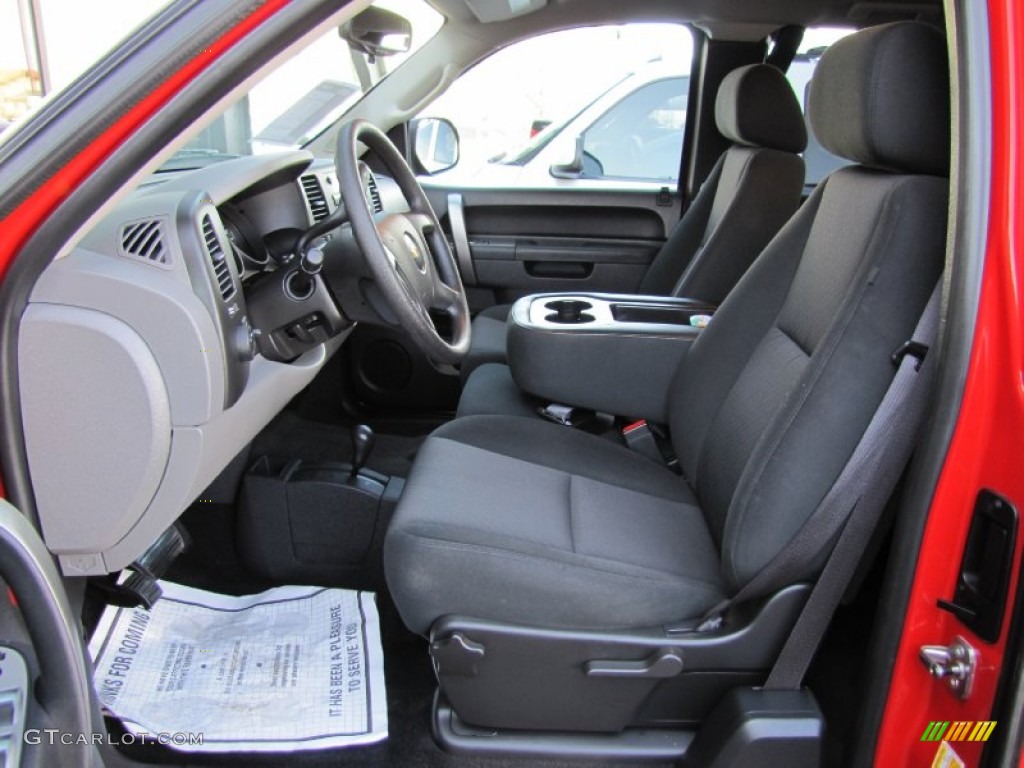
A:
[
  {"xmin": 873, "ymin": 2, "xmax": 1024, "ymax": 765},
  {"xmin": 0, "ymin": 2, "xmax": 1021, "ymax": 764}
]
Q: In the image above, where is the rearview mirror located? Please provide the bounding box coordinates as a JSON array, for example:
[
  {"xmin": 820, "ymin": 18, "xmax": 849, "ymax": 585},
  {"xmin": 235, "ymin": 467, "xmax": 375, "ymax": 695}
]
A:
[
  {"xmin": 411, "ymin": 118, "xmax": 460, "ymax": 175},
  {"xmin": 339, "ymin": 7, "xmax": 412, "ymax": 60}
]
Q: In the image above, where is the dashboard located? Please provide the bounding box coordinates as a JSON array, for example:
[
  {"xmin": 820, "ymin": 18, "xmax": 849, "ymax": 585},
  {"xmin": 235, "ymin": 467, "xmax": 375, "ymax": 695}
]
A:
[{"xmin": 17, "ymin": 150, "xmax": 401, "ymax": 576}]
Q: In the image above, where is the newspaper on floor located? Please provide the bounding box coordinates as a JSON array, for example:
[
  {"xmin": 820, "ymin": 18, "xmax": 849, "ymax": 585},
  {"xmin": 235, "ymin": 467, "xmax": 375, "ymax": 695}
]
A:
[{"xmin": 88, "ymin": 582, "xmax": 387, "ymax": 753}]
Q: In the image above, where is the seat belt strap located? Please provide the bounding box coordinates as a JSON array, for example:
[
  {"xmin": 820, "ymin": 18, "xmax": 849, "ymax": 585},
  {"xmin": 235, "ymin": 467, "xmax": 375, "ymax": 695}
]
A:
[
  {"xmin": 764, "ymin": 281, "xmax": 942, "ymax": 688},
  {"xmin": 696, "ymin": 281, "xmax": 941, "ymax": 674}
]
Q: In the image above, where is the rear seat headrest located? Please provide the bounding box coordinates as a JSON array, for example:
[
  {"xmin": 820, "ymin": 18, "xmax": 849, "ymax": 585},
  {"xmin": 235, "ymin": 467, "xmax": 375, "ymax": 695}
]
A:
[
  {"xmin": 808, "ymin": 21, "xmax": 950, "ymax": 176},
  {"xmin": 715, "ymin": 63, "xmax": 808, "ymax": 154}
]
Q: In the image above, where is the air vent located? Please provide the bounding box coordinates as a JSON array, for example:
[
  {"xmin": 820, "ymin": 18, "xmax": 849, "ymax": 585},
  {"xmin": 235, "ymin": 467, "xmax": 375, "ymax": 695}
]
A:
[
  {"xmin": 119, "ymin": 218, "xmax": 169, "ymax": 265},
  {"xmin": 300, "ymin": 174, "xmax": 329, "ymax": 223},
  {"xmin": 365, "ymin": 173, "xmax": 383, "ymax": 214},
  {"xmin": 201, "ymin": 214, "xmax": 235, "ymax": 302}
]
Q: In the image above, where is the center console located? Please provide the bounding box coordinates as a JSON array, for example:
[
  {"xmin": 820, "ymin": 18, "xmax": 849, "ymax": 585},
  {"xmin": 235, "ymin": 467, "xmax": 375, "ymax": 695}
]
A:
[
  {"xmin": 506, "ymin": 293, "xmax": 715, "ymax": 422},
  {"xmin": 237, "ymin": 425, "xmax": 403, "ymax": 589}
]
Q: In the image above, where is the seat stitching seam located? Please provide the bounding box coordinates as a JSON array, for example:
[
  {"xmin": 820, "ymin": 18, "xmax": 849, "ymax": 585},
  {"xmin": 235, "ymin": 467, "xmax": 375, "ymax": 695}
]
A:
[
  {"xmin": 430, "ymin": 434, "xmax": 688, "ymax": 503},
  {"xmin": 396, "ymin": 529, "xmax": 726, "ymax": 593},
  {"xmin": 776, "ymin": 323, "xmax": 813, "ymax": 358}
]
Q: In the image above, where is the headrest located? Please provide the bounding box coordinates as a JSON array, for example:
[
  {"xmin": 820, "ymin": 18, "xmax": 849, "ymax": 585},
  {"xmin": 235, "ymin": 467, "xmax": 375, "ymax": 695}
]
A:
[
  {"xmin": 715, "ymin": 64, "xmax": 807, "ymax": 154},
  {"xmin": 808, "ymin": 22, "xmax": 950, "ymax": 176}
]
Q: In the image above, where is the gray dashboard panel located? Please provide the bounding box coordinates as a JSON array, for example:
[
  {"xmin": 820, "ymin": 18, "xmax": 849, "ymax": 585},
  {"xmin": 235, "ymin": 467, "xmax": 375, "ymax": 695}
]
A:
[
  {"xmin": 19, "ymin": 304, "xmax": 172, "ymax": 556},
  {"xmin": 31, "ymin": 244, "xmax": 224, "ymax": 426},
  {"xmin": 146, "ymin": 149, "xmax": 315, "ymax": 205},
  {"xmin": 21, "ymin": 153, "xmax": 345, "ymax": 575},
  {"xmin": 94, "ymin": 335, "xmax": 346, "ymax": 574}
]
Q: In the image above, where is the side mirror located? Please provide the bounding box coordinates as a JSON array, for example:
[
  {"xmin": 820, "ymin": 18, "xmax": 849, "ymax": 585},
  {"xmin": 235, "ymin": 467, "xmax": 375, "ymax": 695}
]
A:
[
  {"xmin": 550, "ymin": 136, "xmax": 603, "ymax": 179},
  {"xmin": 410, "ymin": 118, "xmax": 460, "ymax": 175},
  {"xmin": 339, "ymin": 7, "xmax": 412, "ymax": 60}
]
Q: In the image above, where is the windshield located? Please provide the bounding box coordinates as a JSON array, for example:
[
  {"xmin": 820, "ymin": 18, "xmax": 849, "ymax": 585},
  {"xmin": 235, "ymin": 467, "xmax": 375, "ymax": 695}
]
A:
[
  {"xmin": 169, "ymin": 0, "xmax": 442, "ymax": 169},
  {"xmin": 1, "ymin": 0, "xmax": 442, "ymax": 154}
]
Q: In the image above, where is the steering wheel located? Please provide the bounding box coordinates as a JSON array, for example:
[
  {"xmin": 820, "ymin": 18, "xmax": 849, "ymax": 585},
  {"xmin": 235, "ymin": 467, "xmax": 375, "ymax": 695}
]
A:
[{"xmin": 336, "ymin": 119, "xmax": 470, "ymax": 364}]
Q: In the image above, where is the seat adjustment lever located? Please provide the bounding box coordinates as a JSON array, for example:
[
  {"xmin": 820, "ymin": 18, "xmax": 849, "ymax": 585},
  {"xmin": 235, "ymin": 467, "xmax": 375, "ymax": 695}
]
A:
[
  {"xmin": 431, "ymin": 633, "xmax": 485, "ymax": 678},
  {"xmin": 585, "ymin": 649, "xmax": 683, "ymax": 678}
]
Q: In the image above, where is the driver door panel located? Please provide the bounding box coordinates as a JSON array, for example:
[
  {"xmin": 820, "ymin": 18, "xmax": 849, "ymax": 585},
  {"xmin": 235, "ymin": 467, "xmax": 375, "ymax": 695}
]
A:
[{"xmin": 425, "ymin": 185, "xmax": 679, "ymax": 307}]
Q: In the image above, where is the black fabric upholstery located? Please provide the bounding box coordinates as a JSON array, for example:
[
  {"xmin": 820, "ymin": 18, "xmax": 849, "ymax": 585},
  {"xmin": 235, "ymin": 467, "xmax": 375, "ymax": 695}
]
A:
[
  {"xmin": 456, "ymin": 362, "xmax": 538, "ymax": 419},
  {"xmin": 670, "ymin": 146, "xmax": 804, "ymax": 302},
  {"xmin": 384, "ymin": 416, "xmax": 727, "ymax": 633},
  {"xmin": 808, "ymin": 22, "xmax": 949, "ymax": 176},
  {"xmin": 387, "ymin": 21, "xmax": 950, "ymax": 637},
  {"xmin": 715, "ymin": 64, "xmax": 808, "ymax": 154},
  {"xmin": 671, "ymin": 169, "xmax": 947, "ymax": 591},
  {"xmin": 460, "ymin": 304, "xmax": 511, "ymax": 383},
  {"xmin": 637, "ymin": 157, "xmax": 723, "ymax": 296}
]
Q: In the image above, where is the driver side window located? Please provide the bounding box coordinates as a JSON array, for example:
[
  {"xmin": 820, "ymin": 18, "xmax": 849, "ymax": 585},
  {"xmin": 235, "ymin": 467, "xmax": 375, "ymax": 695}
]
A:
[{"xmin": 417, "ymin": 23, "xmax": 693, "ymax": 186}]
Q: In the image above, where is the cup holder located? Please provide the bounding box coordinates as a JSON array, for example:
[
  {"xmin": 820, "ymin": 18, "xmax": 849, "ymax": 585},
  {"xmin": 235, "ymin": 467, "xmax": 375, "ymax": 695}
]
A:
[{"xmin": 544, "ymin": 299, "xmax": 595, "ymax": 324}]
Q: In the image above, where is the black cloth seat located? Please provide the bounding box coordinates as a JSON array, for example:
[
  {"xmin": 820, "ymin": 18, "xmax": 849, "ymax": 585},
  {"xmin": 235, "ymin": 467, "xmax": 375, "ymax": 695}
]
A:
[
  {"xmin": 386, "ymin": 415, "xmax": 728, "ymax": 632},
  {"xmin": 386, "ymin": 22, "xmax": 950, "ymax": 637},
  {"xmin": 461, "ymin": 62, "xmax": 807, "ymax": 382}
]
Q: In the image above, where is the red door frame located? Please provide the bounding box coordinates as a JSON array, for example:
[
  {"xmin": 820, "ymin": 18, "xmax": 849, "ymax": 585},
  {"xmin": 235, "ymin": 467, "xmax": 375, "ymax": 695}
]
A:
[
  {"xmin": 873, "ymin": 1, "xmax": 1024, "ymax": 765},
  {"xmin": 0, "ymin": 0, "xmax": 1021, "ymax": 763},
  {"xmin": 0, "ymin": 0, "xmax": 290, "ymax": 281}
]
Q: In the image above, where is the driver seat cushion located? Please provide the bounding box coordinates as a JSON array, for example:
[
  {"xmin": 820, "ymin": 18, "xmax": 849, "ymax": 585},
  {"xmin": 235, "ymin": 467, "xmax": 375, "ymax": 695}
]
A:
[{"xmin": 384, "ymin": 415, "xmax": 728, "ymax": 634}]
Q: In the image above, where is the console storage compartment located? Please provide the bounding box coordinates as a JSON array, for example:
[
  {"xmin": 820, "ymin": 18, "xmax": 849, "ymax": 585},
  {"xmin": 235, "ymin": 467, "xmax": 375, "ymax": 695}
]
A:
[{"xmin": 506, "ymin": 293, "xmax": 715, "ymax": 422}]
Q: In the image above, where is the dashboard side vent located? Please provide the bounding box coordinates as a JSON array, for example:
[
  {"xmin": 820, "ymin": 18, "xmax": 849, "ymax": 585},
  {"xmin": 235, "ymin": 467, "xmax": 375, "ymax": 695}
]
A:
[
  {"xmin": 366, "ymin": 173, "xmax": 383, "ymax": 214},
  {"xmin": 119, "ymin": 218, "xmax": 169, "ymax": 265},
  {"xmin": 300, "ymin": 174, "xmax": 329, "ymax": 223},
  {"xmin": 201, "ymin": 214, "xmax": 236, "ymax": 302}
]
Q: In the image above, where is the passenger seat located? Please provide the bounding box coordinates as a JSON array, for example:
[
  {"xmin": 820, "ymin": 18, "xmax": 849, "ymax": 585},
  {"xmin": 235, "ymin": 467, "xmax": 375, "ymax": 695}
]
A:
[{"xmin": 461, "ymin": 62, "xmax": 809, "ymax": 381}]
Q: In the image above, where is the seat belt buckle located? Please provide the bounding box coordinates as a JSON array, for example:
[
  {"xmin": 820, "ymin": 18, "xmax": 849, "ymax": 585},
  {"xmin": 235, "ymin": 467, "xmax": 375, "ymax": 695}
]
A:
[{"xmin": 623, "ymin": 420, "xmax": 675, "ymax": 466}]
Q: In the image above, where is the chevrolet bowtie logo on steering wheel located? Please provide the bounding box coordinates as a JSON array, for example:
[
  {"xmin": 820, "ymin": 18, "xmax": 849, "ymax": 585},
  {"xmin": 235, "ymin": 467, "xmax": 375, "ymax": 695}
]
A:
[{"xmin": 403, "ymin": 232, "xmax": 427, "ymax": 273}]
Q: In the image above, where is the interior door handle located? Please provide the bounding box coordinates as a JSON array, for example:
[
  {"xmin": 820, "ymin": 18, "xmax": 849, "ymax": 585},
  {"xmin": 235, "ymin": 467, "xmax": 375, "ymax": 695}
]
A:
[
  {"xmin": 585, "ymin": 649, "xmax": 683, "ymax": 678},
  {"xmin": 524, "ymin": 261, "xmax": 592, "ymax": 279}
]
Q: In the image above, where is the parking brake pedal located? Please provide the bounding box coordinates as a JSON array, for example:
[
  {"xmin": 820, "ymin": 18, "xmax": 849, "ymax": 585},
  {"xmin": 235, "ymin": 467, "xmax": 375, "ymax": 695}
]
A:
[{"xmin": 90, "ymin": 522, "xmax": 191, "ymax": 608}]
